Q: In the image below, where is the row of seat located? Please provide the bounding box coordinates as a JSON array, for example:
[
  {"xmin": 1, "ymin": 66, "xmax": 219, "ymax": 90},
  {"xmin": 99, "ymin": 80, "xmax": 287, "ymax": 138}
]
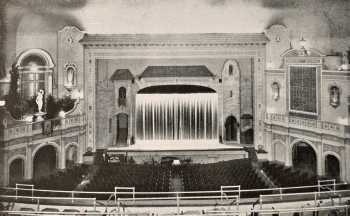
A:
[
  {"xmin": 179, "ymin": 159, "xmax": 268, "ymax": 197},
  {"xmin": 11, "ymin": 165, "xmax": 89, "ymax": 198},
  {"xmin": 260, "ymin": 161, "xmax": 318, "ymax": 192},
  {"xmin": 85, "ymin": 163, "xmax": 171, "ymax": 199},
  {"xmin": 8, "ymin": 207, "xmax": 113, "ymax": 216},
  {"xmin": 33, "ymin": 165, "xmax": 89, "ymax": 190},
  {"xmin": 14, "ymin": 159, "xmax": 323, "ymax": 201}
]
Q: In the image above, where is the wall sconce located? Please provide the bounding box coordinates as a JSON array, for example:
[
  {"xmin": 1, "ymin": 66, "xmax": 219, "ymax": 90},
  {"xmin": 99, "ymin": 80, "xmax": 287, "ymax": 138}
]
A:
[{"xmin": 271, "ymin": 82, "xmax": 280, "ymax": 101}]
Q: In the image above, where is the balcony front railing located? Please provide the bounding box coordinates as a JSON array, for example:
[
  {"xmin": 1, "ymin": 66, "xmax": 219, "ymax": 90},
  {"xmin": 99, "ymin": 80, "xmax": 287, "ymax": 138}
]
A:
[
  {"xmin": 265, "ymin": 112, "xmax": 349, "ymax": 138},
  {"xmin": 2, "ymin": 114, "xmax": 86, "ymax": 142}
]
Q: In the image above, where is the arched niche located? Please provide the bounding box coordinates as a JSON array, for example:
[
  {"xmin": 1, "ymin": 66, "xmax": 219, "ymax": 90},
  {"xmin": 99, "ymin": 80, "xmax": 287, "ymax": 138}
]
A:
[
  {"xmin": 9, "ymin": 157, "xmax": 25, "ymax": 186},
  {"xmin": 292, "ymin": 141, "xmax": 317, "ymax": 175},
  {"xmin": 33, "ymin": 145, "xmax": 58, "ymax": 179},
  {"xmin": 15, "ymin": 49, "xmax": 54, "ymax": 99},
  {"xmin": 224, "ymin": 115, "xmax": 238, "ymax": 141}
]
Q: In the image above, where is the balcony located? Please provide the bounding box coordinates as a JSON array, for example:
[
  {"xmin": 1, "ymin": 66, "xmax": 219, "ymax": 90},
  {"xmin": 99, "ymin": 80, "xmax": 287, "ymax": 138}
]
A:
[
  {"xmin": 265, "ymin": 113, "xmax": 350, "ymax": 139},
  {"xmin": 1, "ymin": 114, "xmax": 86, "ymax": 142}
]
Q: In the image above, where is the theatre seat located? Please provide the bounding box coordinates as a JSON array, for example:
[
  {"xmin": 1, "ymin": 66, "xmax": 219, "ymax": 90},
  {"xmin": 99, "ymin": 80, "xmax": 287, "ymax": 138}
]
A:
[
  {"xmin": 23, "ymin": 165, "xmax": 89, "ymax": 194},
  {"xmin": 41, "ymin": 207, "xmax": 60, "ymax": 216},
  {"xmin": 17, "ymin": 207, "xmax": 35, "ymax": 216},
  {"xmin": 260, "ymin": 161, "xmax": 318, "ymax": 192},
  {"xmin": 84, "ymin": 210, "xmax": 101, "ymax": 216},
  {"xmin": 63, "ymin": 208, "xmax": 80, "ymax": 215}
]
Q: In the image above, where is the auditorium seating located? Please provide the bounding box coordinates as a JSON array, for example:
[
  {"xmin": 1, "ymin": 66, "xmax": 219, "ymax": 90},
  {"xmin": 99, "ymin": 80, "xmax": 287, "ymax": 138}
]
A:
[
  {"xmin": 86, "ymin": 163, "xmax": 171, "ymax": 199},
  {"xmin": 260, "ymin": 161, "xmax": 318, "ymax": 191},
  {"xmin": 84, "ymin": 159, "xmax": 267, "ymax": 198},
  {"xmin": 12, "ymin": 159, "xmax": 270, "ymax": 199},
  {"xmin": 62, "ymin": 208, "xmax": 80, "ymax": 214},
  {"xmin": 180, "ymin": 159, "xmax": 268, "ymax": 195},
  {"xmin": 20, "ymin": 165, "xmax": 89, "ymax": 194},
  {"xmin": 12, "ymin": 159, "xmax": 324, "ymax": 200}
]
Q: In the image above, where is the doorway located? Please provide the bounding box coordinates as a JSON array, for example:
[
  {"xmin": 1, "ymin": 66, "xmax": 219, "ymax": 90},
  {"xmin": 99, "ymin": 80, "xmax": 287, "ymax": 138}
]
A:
[{"xmin": 116, "ymin": 113, "xmax": 128, "ymax": 145}]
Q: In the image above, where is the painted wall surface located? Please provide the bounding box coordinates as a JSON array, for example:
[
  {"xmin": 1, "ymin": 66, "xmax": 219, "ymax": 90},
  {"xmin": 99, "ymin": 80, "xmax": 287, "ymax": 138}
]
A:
[
  {"xmin": 95, "ymin": 81, "xmax": 114, "ymax": 149},
  {"xmin": 2, "ymin": 0, "xmax": 350, "ymax": 77},
  {"xmin": 96, "ymin": 58, "xmax": 226, "ymax": 80}
]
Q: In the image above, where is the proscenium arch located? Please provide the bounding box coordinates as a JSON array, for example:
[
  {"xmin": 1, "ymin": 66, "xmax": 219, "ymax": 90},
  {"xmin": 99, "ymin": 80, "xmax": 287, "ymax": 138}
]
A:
[{"xmin": 291, "ymin": 139, "xmax": 318, "ymax": 174}]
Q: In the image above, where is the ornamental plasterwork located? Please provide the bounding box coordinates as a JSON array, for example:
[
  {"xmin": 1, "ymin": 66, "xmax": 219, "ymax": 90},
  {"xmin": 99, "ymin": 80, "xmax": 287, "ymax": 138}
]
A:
[
  {"xmin": 96, "ymin": 80, "xmax": 114, "ymax": 90},
  {"xmin": 29, "ymin": 139, "xmax": 60, "ymax": 152},
  {"xmin": 290, "ymin": 136, "xmax": 299, "ymax": 144},
  {"xmin": 82, "ymin": 42, "xmax": 267, "ymax": 48},
  {"xmin": 322, "ymin": 134, "xmax": 344, "ymax": 143},
  {"xmin": 59, "ymin": 26, "xmax": 82, "ymax": 47},
  {"xmin": 289, "ymin": 128, "xmax": 320, "ymax": 139},
  {"xmin": 4, "ymin": 137, "xmax": 29, "ymax": 147},
  {"xmin": 323, "ymin": 144, "xmax": 342, "ymax": 155},
  {"xmin": 6, "ymin": 147, "xmax": 26, "ymax": 160},
  {"xmin": 285, "ymin": 58, "xmax": 322, "ymax": 64},
  {"xmin": 272, "ymin": 133, "xmax": 287, "ymax": 142},
  {"xmin": 92, "ymin": 50, "xmax": 259, "ymax": 59},
  {"xmin": 63, "ymin": 136, "xmax": 78, "ymax": 145}
]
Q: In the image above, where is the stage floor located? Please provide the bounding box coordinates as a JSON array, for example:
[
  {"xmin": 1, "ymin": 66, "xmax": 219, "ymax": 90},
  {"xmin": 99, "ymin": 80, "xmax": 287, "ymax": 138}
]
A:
[
  {"xmin": 108, "ymin": 140, "xmax": 243, "ymax": 151},
  {"xmin": 106, "ymin": 141, "xmax": 247, "ymax": 163}
]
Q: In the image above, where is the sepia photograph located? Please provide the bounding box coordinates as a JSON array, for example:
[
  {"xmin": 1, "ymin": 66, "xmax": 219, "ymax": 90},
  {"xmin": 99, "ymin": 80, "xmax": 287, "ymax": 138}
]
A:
[{"xmin": 0, "ymin": 0, "xmax": 349, "ymax": 215}]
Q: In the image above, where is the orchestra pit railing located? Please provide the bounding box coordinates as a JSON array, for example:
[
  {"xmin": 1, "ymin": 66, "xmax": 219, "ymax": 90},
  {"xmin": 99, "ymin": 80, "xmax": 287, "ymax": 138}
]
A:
[
  {"xmin": 1, "ymin": 181, "xmax": 349, "ymax": 210},
  {"xmin": 1, "ymin": 204, "xmax": 350, "ymax": 216}
]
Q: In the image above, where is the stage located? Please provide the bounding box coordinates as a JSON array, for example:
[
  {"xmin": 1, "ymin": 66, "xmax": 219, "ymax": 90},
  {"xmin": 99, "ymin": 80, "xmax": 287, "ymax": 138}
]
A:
[{"xmin": 106, "ymin": 141, "xmax": 248, "ymax": 164}]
